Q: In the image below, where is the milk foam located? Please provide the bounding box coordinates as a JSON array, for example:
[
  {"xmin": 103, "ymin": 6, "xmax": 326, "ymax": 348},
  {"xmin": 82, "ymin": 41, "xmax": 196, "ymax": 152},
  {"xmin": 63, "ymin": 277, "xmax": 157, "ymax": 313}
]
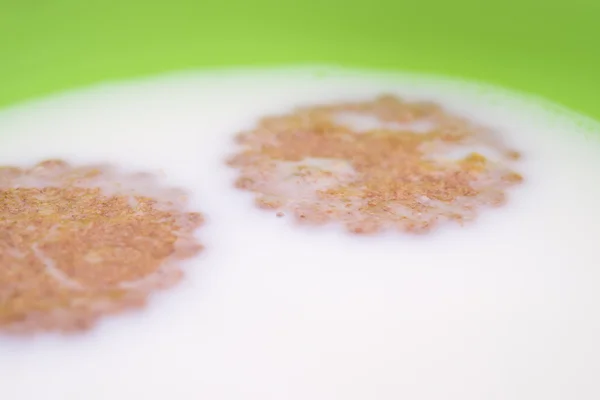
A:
[{"xmin": 1, "ymin": 67, "xmax": 599, "ymax": 400}]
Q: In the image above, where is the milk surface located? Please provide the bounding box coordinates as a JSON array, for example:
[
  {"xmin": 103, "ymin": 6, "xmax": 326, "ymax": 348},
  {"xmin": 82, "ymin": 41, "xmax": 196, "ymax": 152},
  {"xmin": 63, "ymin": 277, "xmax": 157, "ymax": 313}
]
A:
[{"xmin": 0, "ymin": 67, "xmax": 599, "ymax": 400}]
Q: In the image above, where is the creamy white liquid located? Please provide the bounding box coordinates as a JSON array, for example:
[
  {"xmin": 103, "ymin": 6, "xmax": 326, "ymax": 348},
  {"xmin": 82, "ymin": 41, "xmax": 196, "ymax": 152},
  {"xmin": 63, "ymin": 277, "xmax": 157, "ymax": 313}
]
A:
[{"xmin": 1, "ymin": 67, "xmax": 599, "ymax": 400}]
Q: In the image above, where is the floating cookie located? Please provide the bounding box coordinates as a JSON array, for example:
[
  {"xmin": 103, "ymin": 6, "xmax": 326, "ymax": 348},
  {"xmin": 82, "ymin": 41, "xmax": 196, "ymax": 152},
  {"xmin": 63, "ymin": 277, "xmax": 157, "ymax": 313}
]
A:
[
  {"xmin": 228, "ymin": 95, "xmax": 523, "ymax": 234},
  {"xmin": 0, "ymin": 160, "xmax": 203, "ymax": 334}
]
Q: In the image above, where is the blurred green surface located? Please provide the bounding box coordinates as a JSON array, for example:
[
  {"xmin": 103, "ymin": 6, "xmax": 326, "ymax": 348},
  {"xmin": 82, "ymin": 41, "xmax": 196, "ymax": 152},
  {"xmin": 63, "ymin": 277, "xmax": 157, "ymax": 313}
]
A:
[{"xmin": 1, "ymin": 0, "xmax": 599, "ymax": 118}]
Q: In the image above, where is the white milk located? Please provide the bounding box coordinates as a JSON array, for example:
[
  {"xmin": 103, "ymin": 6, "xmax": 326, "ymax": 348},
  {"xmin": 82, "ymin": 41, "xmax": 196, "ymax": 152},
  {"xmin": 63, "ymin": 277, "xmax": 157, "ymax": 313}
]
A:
[{"xmin": 0, "ymin": 67, "xmax": 599, "ymax": 400}]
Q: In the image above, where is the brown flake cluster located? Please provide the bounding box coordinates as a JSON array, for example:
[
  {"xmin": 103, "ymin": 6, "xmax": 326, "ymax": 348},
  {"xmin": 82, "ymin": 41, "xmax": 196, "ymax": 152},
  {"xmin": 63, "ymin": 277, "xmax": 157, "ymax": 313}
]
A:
[
  {"xmin": 0, "ymin": 160, "xmax": 203, "ymax": 334},
  {"xmin": 228, "ymin": 95, "xmax": 523, "ymax": 234}
]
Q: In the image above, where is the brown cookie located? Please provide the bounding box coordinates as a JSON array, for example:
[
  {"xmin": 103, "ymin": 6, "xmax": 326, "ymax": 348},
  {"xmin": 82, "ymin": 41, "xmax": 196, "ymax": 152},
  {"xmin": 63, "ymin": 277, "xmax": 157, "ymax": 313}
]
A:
[
  {"xmin": 228, "ymin": 95, "xmax": 523, "ymax": 234},
  {"xmin": 0, "ymin": 160, "xmax": 203, "ymax": 334}
]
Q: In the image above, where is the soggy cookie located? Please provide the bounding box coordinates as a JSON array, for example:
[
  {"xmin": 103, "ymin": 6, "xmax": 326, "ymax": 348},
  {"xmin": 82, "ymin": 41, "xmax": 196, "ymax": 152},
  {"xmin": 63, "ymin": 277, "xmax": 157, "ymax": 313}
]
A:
[
  {"xmin": 228, "ymin": 95, "xmax": 523, "ymax": 234},
  {"xmin": 0, "ymin": 160, "xmax": 204, "ymax": 334}
]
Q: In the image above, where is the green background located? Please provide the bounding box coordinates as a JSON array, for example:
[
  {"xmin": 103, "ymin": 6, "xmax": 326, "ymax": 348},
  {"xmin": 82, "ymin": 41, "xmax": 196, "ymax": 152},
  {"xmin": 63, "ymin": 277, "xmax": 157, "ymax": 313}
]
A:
[{"xmin": 1, "ymin": 0, "xmax": 599, "ymax": 118}]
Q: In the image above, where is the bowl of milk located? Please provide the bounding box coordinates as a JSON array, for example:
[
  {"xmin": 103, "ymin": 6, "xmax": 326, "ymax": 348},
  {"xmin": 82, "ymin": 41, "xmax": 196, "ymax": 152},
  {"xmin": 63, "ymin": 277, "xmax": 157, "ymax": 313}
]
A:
[{"xmin": 1, "ymin": 2, "xmax": 599, "ymax": 400}]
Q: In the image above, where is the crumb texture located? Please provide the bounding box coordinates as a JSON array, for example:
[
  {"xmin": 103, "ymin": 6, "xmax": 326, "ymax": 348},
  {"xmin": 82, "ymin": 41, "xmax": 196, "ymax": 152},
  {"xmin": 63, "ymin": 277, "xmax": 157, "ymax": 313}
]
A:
[
  {"xmin": 228, "ymin": 95, "xmax": 523, "ymax": 234},
  {"xmin": 0, "ymin": 160, "xmax": 203, "ymax": 334}
]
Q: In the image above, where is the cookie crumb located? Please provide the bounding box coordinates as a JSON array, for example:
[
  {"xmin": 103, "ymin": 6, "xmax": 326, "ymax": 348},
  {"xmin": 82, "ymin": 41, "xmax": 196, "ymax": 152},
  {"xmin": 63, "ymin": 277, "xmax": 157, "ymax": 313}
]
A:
[
  {"xmin": 228, "ymin": 95, "xmax": 523, "ymax": 235},
  {"xmin": 0, "ymin": 160, "xmax": 204, "ymax": 335}
]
